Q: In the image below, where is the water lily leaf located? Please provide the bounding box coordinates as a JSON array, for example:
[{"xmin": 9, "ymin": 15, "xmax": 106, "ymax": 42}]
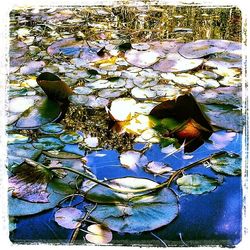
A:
[
  {"xmin": 209, "ymin": 152, "xmax": 241, "ymax": 176},
  {"xmin": 86, "ymin": 224, "xmax": 113, "ymax": 244},
  {"xmin": 173, "ymin": 73, "xmax": 200, "ymax": 86},
  {"xmin": 86, "ymin": 177, "xmax": 178, "ymax": 233},
  {"xmin": 195, "ymin": 70, "xmax": 219, "ymax": 79},
  {"xmin": 203, "ymin": 104, "xmax": 243, "ymax": 132},
  {"xmin": 43, "ymin": 150, "xmax": 83, "ymax": 159},
  {"xmin": 54, "ymin": 207, "xmax": 84, "ymax": 229},
  {"xmin": 131, "ymin": 87, "xmax": 156, "ymax": 100},
  {"xmin": 120, "ymin": 150, "xmax": 148, "ymax": 170},
  {"xmin": 84, "ymin": 95, "xmax": 109, "ymax": 108},
  {"xmin": 98, "ymin": 89, "xmax": 126, "ymax": 98},
  {"xmin": 15, "ymin": 98, "xmax": 62, "ymax": 129},
  {"xmin": 152, "ymin": 53, "xmax": 203, "ymax": 73},
  {"xmin": 8, "ymin": 96, "xmax": 42, "ymax": 113},
  {"xmin": 145, "ymin": 161, "xmax": 173, "ymax": 175},
  {"xmin": 197, "ymin": 79, "xmax": 220, "ymax": 88},
  {"xmin": 125, "ymin": 49, "xmax": 161, "ymax": 68},
  {"xmin": 73, "ymin": 86, "xmax": 93, "ymax": 95},
  {"xmin": 40, "ymin": 122, "xmax": 65, "ymax": 134},
  {"xmin": 176, "ymin": 174, "xmax": 219, "ymax": 194},
  {"xmin": 109, "ymin": 98, "xmax": 136, "ymax": 121},
  {"xmin": 10, "ymin": 40, "xmax": 28, "ymax": 59},
  {"xmin": 204, "ymin": 52, "xmax": 242, "ymax": 69},
  {"xmin": 84, "ymin": 136, "xmax": 99, "ymax": 148},
  {"xmin": 69, "ymin": 95, "xmax": 89, "ymax": 105},
  {"xmin": 178, "ymin": 39, "xmax": 230, "ymax": 58},
  {"xmin": 131, "ymin": 43, "xmax": 150, "ymax": 51},
  {"xmin": 20, "ymin": 61, "xmax": 45, "ymax": 75},
  {"xmin": 219, "ymin": 77, "xmax": 241, "ymax": 87},
  {"xmin": 60, "ymin": 132, "xmax": 83, "ymax": 144},
  {"xmin": 8, "ymin": 143, "xmax": 42, "ymax": 170},
  {"xmin": 194, "ymin": 86, "xmax": 242, "ymax": 108},
  {"xmin": 33, "ymin": 137, "xmax": 64, "ymax": 150},
  {"xmin": 9, "ymin": 161, "xmax": 53, "ymax": 203},
  {"xmin": 8, "ymin": 134, "xmax": 30, "ymax": 144},
  {"xmin": 150, "ymin": 84, "xmax": 181, "ymax": 98}
]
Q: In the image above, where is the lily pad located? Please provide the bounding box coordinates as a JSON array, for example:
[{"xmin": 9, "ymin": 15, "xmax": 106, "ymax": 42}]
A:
[
  {"xmin": 15, "ymin": 98, "xmax": 62, "ymax": 129},
  {"xmin": 125, "ymin": 49, "xmax": 161, "ymax": 68},
  {"xmin": 86, "ymin": 224, "xmax": 113, "ymax": 245},
  {"xmin": 42, "ymin": 150, "xmax": 83, "ymax": 159},
  {"xmin": 178, "ymin": 39, "xmax": 230, "ymax": 59},
  {"xmin": 9, "ymin": 162, "xmax": 53, "ymax": 203},
  {"xmin": 8, "ymin": 96, "xmax": 41, "ymax": 113},
  {"xmin": 8, "ymin": 143, "xmax": 42, "ymax": 170},
  {"xmin": 98, "ymin": 89, "xmax": 126, "ymax": 98},
  {"xmin": 120, "ymin": 150, "xmax": 148, "ymax": 170},
  {"xmin": 145, "ymin": 161, "xmax": 173, "ymax": 175},
  {"xmin": 86, "ymin": 177, "xmax": 178, "ymax": 233},
  {"xmin": 109, "ymin": 98, "xmax": 136, "ymax": 121},
  {"xmin": 69, "ymin": 95, "xmax": 89, "ymax": 105},
  {"xmin": 152, "ymin": 53, "xmax": 203, "ymax": 73},
  {"xmin": 60, "ymin": 132, "xmax": 83, "ymax": 144},
  {"xmin": 176, "ymin": 174, "xmax": 219, "ymax": 194},
  {"xmin": 20, "ymin": 61, "xmax": 45, "ymax": 75},
  {"xmin": 40, "ymin": 122, "xmax": 65, "ymax": 134},
  {"xmin": 131, "ymin": 87, "xmax": 156, "ymax": 99},
  {"xmin": 8, "ymin": 134, "xmax": 30, "ymax": 144},
  {"xmin": 10, "ymin": 40, "xmax": 28, "ymax": 59},
  {"xmin": 54, "ymin": 207, "xmax": 84, "ymax": 229},
  {"xmin": 209, "ymin": 152, "xmax": 241, "ymax": 176},
  {"xmin": 73, "ymin": 86, "xmax": 93, "ymax": 95},
  {"xmin": 33, "ymin": 137, "xmax": 64, "ymax": 150}
]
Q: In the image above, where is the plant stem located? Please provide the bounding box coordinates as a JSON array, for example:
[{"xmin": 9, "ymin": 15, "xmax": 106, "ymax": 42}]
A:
[{"xmin": 25, "ymin": 151, "xmax": 227, "ymax": 195}]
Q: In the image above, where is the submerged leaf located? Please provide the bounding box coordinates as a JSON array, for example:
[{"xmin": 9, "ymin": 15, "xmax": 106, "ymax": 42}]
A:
[
  {"xmin": 9, "ymin": 162, "xmax": 53, "ymax": 203},
  {"xmin": 55, "ymin": 207, "xmax": 84, "ymax": 229},
  {"xmin": 176, "ymin": 174, "xmax": 219, "ymax": 194},
  {"xmin": 209, "ymin": 152, "xmax": 241, "ymax": 176},
  {"xmin": 86, "ymin": 177, "xmax": 178, "ymax": 233},
  {"xmin": 86, "ymin": 224, "xmax": 113, "ymax": 244}
]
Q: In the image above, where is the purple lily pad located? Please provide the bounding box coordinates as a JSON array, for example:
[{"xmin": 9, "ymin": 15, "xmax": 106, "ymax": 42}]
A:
[
  {"xmin": 20, "ymin": 61, "xmax": 46, "ymax": 75},
  {"xmin": 9, "ymin": 162, "xmax": 53, "ymax": 203},
  {"xmin": 178, "ymin": 39, "xmax": 231, "ymax": 59},
  {"xmin": 125, "ymin": 49, "xmax": 161, "ymax": 68},
  {"xmin": 10, "ymin": 41, "xmax": 28, "ymax": 59},
  {"xmin": 152, "ymin": 53, "xmax": 203, "ymax": 73}
]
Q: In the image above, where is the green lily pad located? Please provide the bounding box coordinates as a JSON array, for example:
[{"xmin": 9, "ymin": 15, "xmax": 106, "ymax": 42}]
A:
[
  {"xmin": 40, "ymin": 122, "xmax": 65, "ymax": 134},
  {"xmin": 15, "ymin": 98, "xmax": 62, "ymax": 129},
  {"xmin": 86, "ymin": 177, "xmax": 178, "ymax": 233},
  {"xmin": 176, "ymin": 174, "xmax": 219, "ymax": 195},
  {"xmin": 33, "ymin": 137, "xmax": 64, "ymax": 150},
  {"xmin": 8, "ymin": 143, "xmax": 42, "ymax": 170},
  {"xmin": 60, "ymin": 132, "xmax": 83, "ymax": 144},
  {"xmin": 8, "ymin": 134, "xmax": 30, "ymax": 144},
  {"xmin": 209, "ymin": 152, "xmax": 241, "ymax": 176},
  {"xmin": 43, "ymin": 150, "xmax": 83, "ymax": 159}
]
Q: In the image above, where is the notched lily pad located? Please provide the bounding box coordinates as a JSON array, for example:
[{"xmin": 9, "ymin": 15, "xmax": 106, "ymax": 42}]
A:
[
  {"xmin": 209, "ymin": 152, "xmax": 241, "ymax": 176},
  {"xmin": 86, "ymin": 177, "xmax": 178, "ymax": 233},
  {"xmin": 86, "ymin": 224, "xmax": 113, "ymax": 245},
  {"xmin": 9, "ymin": 161, "xmax": 53, "ymax": 203},
  {"xmin": 176, "ymin": 174, "xmax": 219, "ymax": 194},
  {"xmin": 152, "ymin": 53, "xmax": 203, "ymax": 73},
  {"xmin": 54, "ymin": 207, "xmax": 84, "ymax": 229}
]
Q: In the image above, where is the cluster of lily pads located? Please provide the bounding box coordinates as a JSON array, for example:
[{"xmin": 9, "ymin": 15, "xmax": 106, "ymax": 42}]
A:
[{"xmin": 8, "ymin": 7, "xmax": 243, "ymax": 245}]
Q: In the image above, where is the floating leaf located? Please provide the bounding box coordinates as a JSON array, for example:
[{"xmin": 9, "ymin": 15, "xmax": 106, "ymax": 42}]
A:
[
  {"xmin": 197, "ymin": 79, "xmax": 220, "ymax": 88},
  {"xmin": 131, "ymin": 87, "xmax": 156, "ymax": 99},
  {"xmin": 195, "ymin": 70, "xmax": 219, "ymax": 79},
  {"xmin": 209, "ymin": 152, "xmax": 241, "ymax": 176},
  {"xmin": 109, "ymin": 98, "xmax": 136, "ymax": 121},
  {"xmin": 40, "ymin": 122, "xmax": 65, "ymax": 134},
  {"xmin": 125, "ymin": 49, "xmax": 160, "ymax": 68},
  {"xmin": 20, "ymin": 61, "xmax": 45, "ymax": 75},
  {"xmin": 86, "ymin": 224, "xmax": 113, "ymax": 245},
  {"xmin": 173, "ymin": 73, "xmax": 200, "ymax": 86},
  {"xmin": 98, "ymin": 89, "xmax": 126, "ymax": 98},
  {"xmin": 203, "ymin": 104, "xmax": 243, "ymax": 132},
  {"xmin": 8, "ymin": 134, "xmax": 30, "ymax": 144},
  {"xmin": 176, "ymin": 174, "xmax": 219, "ymax": 194},
  {"xmin": 204, "ymin": 52, "xmax": 242, "ymax": 69},
  {"xmin": 33, "ymin": 137, "xmax": 64, "ymax": 150},
  {"xmin": 43, "ymin": 150, "xmax": 83, "ymax": 159},
  {"xmin": 84, "ymin": 136, "xmax": 99, "ymax": 148},
  {"xmin": 120, "ymin": 151, "xmax": 148, "ymax": 170},
  {"xmin": 152, "ymin": 53, "xmax": 203, "ymax": 73},
  {"xmin": 55, "ymin": 207, "xmax": 84, "ymax": 229},
  {"xmin": 131, "ymin": 43, "xmax": 150, "ymax": 50},
  {"xmin": 85, "ymin": 95, "xmax": 109, "ymax": 108},
  {"xmin": 60, "ymin": 132, "xmax": 83, "ymax": 144},
  {"xmin": 73, "ymin": 86, "xmax": 93, "ymax": 95},
  {"xmin": 10, "ymin": 40, "xmax": 28, "ymax": 59},
  {"xmin": 69, "ymin": 95, "xmax": 89, "ymax": 105},
  {"xmin": 219, "ymin": 77, "xmax": 241, "ymax": 87},
  {"xmin": 86, "ymin": 177, "xmax": 178, "ymax": 233},
  {"xmin": 8, "ymin": 143, "xmax": 42, "ymax": 170},
  {"xmin": 8, "ymin": 96, "xmax": 41, "ymax": 113},
  {"xmin": 15, "ymin": 98, "xmax": 62, "ymax": 129},
  {"xmin": 150, "ymin": 84, "xmax": 181, "ymax": 98},
  {"xmin": 178, "ymin": 39, "xmax": 230, "ymax": 58},
  {"xmin": 9, "ymin": 162, "xmax": 53, "ymax": 203},
  {"xmin": 145, "ymin": 161, "xmax": 173, "ymax": 175}
]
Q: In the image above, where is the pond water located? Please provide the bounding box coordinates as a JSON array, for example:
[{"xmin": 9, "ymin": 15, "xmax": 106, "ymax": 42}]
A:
[{"xmin": 8, "ymin": 5, "xmax": 243, "ymax": 247}]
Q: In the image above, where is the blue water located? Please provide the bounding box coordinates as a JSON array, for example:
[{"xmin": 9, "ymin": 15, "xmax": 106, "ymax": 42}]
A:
[{"xmin": 10, "ymin": 131, "xmax": 243, "ymax": 246}]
